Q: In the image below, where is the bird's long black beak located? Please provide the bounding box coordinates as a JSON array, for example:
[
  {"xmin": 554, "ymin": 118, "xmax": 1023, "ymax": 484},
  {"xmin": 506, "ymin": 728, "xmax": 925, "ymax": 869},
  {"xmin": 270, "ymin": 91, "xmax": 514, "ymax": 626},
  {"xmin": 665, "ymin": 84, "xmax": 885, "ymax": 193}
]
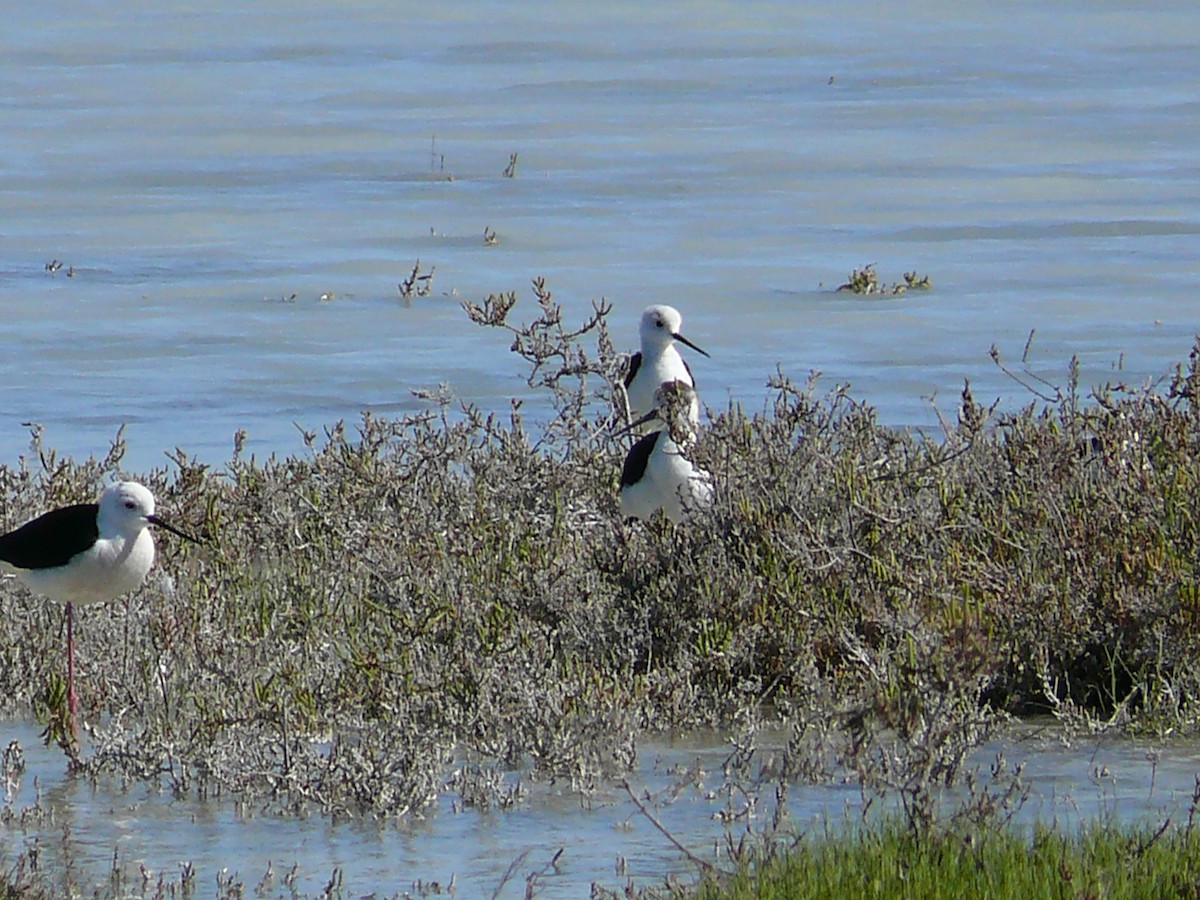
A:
[
  {"xmin": 148, "ymin": 515, "xmax": 201, "ymax": 543},
  {"xmin": 673, "ymin": 332, "xmax": 710, "ymax": 358}
]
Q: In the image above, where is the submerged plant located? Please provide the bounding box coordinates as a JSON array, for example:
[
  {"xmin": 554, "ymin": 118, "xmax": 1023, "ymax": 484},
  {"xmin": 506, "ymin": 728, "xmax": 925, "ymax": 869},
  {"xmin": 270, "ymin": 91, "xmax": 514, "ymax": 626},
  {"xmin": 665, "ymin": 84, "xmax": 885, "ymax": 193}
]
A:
[
  {"xmin": 837, "ymin": 263, "xmax": 931, "ymax": 295},
  {"xmin": 398, "ymin": 259, "xmax": 435, "ymax": 302}
]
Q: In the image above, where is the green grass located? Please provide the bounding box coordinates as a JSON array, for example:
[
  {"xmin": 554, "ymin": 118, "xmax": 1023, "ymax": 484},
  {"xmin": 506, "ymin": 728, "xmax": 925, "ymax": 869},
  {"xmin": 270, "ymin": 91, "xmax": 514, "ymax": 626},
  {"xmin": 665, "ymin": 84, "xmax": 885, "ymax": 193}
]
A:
[{"xmin": 694, "ymin": 819, "xmax": 1200, "ymax": 899}]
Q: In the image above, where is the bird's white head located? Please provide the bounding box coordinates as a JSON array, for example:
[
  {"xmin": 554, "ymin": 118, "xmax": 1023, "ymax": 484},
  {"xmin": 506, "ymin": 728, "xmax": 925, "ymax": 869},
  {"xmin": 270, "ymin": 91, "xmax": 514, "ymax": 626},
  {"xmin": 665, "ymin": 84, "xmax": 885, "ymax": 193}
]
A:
[
  {"xmin": 97, "ymin": 482, "xmax": 198, "ymax": 544},
  {"xmin": 639, "ymin": 305, "xmax": 684, "ymax": 350},
  {"xmin": 97, "ymin": 482, "xmax": 158, "ymax": 537},
  {"xmin": 638, "ymin": 304, "xmax": 710, "ymax": 358}
]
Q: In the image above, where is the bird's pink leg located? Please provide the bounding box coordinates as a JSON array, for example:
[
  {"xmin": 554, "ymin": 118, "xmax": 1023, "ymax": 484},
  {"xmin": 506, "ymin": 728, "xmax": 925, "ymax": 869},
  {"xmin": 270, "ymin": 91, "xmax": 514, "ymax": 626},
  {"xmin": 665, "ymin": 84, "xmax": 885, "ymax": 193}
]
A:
[{"xmin": 66, "ymin": 601, "xmax": 78, "ymax": 725}]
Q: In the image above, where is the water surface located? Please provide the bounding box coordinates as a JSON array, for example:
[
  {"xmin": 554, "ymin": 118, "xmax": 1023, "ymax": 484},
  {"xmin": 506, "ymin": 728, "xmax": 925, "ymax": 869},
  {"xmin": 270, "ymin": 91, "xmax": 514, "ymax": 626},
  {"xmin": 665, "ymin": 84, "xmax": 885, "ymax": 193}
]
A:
[
  {"xmin": 1, "ymin": 1, "xmax": 1197, "ymax": 470},
  {"xmin": 5, "ymin": 721, "xmax": 1200, "ymax": 897}
]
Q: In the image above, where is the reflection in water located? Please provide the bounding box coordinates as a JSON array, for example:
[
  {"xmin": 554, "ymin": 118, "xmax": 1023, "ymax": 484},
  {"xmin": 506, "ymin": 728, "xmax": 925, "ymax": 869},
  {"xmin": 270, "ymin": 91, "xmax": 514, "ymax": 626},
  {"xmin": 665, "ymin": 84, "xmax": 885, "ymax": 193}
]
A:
[{"xmin": 4, "ymin": 720, "xmax": 1200, "ymax": 897}]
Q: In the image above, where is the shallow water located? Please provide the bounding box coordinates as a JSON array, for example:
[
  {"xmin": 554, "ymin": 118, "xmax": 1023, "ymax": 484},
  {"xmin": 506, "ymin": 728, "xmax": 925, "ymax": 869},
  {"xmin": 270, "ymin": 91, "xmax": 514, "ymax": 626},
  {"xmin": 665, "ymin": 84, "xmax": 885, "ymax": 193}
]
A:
[
  {"xmin": 1, "ymin": 1, "xmax": 1198, "ymax": 471},
  {"xmin": 5, "ymin": 720, "xmax": 1200, "ymax": 897}
]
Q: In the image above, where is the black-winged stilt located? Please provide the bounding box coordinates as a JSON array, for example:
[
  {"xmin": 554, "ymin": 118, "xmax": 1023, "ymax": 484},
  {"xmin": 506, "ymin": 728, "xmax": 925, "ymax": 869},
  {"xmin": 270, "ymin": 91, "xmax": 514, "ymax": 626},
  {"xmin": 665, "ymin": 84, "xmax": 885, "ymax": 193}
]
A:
[
  {"xmin": 619, "ymin": 380, "xmax": 713, "ymax": 524},
  {"xmin": 0, "ymin": 481, "xmax": 196, "ymax": 723},
  {"xmin": 623, "ymin": 305, "xmax": 709, "ymax": 428}
]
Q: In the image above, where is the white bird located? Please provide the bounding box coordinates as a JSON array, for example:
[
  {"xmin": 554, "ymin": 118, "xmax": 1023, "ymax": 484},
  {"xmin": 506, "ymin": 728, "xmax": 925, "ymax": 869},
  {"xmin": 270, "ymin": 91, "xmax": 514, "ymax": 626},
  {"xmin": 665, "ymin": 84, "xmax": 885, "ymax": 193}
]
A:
[
  {"xmin": 619, "ymin": 380, "xmax": 713, "ymax": 524},
  {"xmin": 623, "ymin": 305, "xmax": 709, "ymax": 428},
  {"xmin": 0, "ymin": 481, "xmax": 197, "ymax": 722}
]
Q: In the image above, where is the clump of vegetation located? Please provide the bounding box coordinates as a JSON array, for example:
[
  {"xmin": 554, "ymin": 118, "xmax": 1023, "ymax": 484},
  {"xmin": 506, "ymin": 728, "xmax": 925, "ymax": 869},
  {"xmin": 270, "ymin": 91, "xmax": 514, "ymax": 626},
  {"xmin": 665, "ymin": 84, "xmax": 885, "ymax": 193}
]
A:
[
  {"xmin": 397, "ymin": 259, "xmax": 435, "ymax": 302},
  {"xmin": 837, "ymin": 263, "xmax": 931, "ymax": 294},
  {"xmin": 1, "ymin": 279, "xmax": 1199, "ymax": 843},
  {"xmin": 43, "ymin": 259, "xmax": 75, "ymax": 277},
  {"xmin": 688, "ymin": 814, "xmax": 1200, "ymax": 899}
]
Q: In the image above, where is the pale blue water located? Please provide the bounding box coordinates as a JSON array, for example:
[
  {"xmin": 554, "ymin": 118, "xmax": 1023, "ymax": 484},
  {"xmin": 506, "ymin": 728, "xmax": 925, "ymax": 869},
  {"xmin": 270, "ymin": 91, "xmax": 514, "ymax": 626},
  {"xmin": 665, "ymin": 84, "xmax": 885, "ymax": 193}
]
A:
[
  {"xmin": 5, "ymin": 719, "xmax": 1200, "ymax": 898},
  {"xmin": 3, "ymin": 0, "xmax": 1200, "ymax": 893},
  {"xmin": 1, "ymin": 1, "xmax": 1197, "ymax": 471}
]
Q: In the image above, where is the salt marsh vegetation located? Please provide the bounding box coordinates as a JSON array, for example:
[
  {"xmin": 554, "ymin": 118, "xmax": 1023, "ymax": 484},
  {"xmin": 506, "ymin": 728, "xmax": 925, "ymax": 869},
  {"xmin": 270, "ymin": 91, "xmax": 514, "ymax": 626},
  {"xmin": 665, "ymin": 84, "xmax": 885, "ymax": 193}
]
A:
[{"xmin": 3, "ymin": 282, "xmax": 1200, "ymax": 894}]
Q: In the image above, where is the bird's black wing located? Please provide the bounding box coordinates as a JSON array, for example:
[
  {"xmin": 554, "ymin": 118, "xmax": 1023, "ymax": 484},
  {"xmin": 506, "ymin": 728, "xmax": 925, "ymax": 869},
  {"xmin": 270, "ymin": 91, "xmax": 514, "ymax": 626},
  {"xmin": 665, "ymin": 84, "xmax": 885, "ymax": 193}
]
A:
[
  {"xmin": 620, "ymin": 432, "xmax": 661, "ymax": 487},
  {"xmin": 623, "ymin": 352, "xmax": 643, "ymax": 389},
  {"xmin": 681, "ymin": 356, "xmax": 695, "ymax": 387},
  {"xmin": 0, "ymin": 503, "xmax": 100, "ymax": 570}
]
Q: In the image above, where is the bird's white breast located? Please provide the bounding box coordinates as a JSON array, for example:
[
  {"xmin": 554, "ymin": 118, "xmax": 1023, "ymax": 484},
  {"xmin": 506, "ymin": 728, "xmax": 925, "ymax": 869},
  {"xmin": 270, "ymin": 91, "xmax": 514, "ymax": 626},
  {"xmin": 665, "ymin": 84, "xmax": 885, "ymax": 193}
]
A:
[
  {"xmin": 16, "ymin": 530, "xmax": 156, "ymax": 606},
  {"xmin": 628, "ymin": 347, "xmax": 696, "ymax": 423},
  {"xmin": 620, "ymin": 433, "xmax": 712, "ymax": 524}
]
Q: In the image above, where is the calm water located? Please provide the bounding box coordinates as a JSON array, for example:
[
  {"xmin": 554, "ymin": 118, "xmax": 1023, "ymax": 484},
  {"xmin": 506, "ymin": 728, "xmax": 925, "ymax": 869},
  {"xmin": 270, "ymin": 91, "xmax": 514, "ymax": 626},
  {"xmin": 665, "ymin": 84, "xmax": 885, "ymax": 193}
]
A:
[
  {"xmin": 5, "ymin": 720, "xmax": 1200, "ymax": 898},
  {"xmin": 4, "ymin": 0, "xmax": 1200, "ymax": 893},
  {"xmin": 2, "ymin": 1, "xmax": 1197, "ymax": 471}
]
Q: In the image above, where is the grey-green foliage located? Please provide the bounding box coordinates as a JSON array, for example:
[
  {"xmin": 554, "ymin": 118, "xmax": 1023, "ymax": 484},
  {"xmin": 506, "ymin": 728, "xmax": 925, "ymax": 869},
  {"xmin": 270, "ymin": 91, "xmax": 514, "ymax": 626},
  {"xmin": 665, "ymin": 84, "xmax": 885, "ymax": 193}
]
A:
[{"xmin": 2, "ymin": 281, "xmax": 1200, "ymax": 829}]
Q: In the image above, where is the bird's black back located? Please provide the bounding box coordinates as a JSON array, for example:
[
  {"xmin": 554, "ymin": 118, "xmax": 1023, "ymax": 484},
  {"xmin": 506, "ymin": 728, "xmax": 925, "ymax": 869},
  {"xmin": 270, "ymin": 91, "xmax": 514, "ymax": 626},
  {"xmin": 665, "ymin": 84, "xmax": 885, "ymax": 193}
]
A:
[
  {"xmin": 0, "ymin": 503, "xmax": 100, "ymax": 570},
  {"xmin": 620, "ymin": 431, "xmax": 661, "ymax": 487},
  {"xmin": 681, "ymin": 356, "xmax": 695, "ymax": 386},
  {"xmin": 623, "ymin": 352, "xmax": 643, "ymax": 389}
]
